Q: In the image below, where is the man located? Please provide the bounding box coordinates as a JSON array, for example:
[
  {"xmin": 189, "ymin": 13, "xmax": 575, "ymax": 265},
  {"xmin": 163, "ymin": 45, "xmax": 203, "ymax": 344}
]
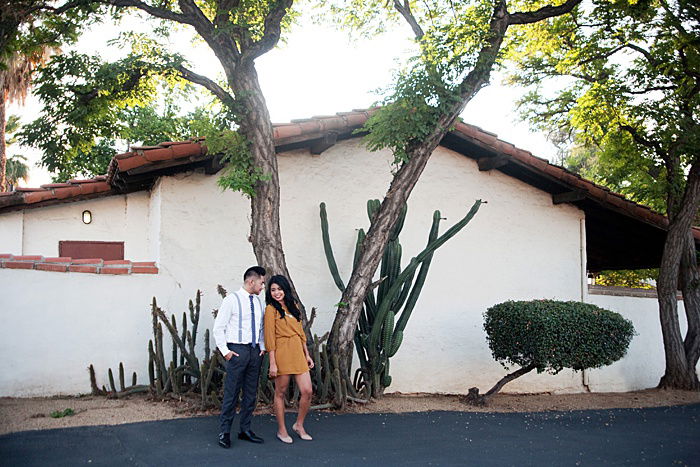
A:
[{"xmin": 214, "ymin": 265, "xmax": 267, "ymax": 449}]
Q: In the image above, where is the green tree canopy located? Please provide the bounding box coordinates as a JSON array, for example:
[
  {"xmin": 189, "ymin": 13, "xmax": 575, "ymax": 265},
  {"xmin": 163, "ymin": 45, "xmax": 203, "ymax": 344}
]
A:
[{"xmin": 506, "ymin": 0, "xmax": 700, "ymax": 389}]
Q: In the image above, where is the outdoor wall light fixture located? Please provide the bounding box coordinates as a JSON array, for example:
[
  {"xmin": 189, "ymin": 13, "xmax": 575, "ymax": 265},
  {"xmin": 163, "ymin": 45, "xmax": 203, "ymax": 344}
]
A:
[{"xmin": 82, "ymin": 210, "xmax": 92, "ymax": 224}]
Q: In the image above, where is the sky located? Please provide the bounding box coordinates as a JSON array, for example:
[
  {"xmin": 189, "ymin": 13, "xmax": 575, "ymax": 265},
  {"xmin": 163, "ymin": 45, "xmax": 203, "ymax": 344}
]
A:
[{"xmin": 8, "ymin": 8, "xmax": 559, "ymax": 188}]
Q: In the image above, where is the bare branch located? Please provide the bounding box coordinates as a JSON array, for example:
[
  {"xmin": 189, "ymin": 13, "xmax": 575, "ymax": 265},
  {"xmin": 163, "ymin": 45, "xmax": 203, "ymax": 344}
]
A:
[
  {"xmin": 620, "ymin": 124, "xmax": 665, "ymax": 159},
  {"xmin": 241, "ymin": 0, "xmax": 293, "ymax": 63},
  {"xmin": 577, "ymin": 44, "xmax": 626, "ymax": 66},
  {"xmin": 627, "ymin": 85, "xmax": 677, "ymax": 95},
  {"xmin": 176, "ymin": 65, "xmax": 235, "ymax": 105},
  {"xmin": 625, "ymin": 43, "xmax": 658, "ymax": 67},
  {"xmin": 393, "ymin": 0, "xmax": 424, "ymax": 39},
  {"xmin": 100, "ymin": 0, "xmax": 194, "ymax": 25},
  {"xmin": 508, "ymin": 0, "xmax": 582, "ymax": 25}
]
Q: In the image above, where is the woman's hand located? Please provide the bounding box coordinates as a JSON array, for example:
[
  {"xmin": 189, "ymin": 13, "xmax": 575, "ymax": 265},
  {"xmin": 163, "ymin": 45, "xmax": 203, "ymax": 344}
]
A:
[
  {"xmin": 306, "ymin": 356, "xmax": 315, "ymax": 369},
  {"xmin": 269, "ymin": 363, "xmax": 278, "ymax": 378}
]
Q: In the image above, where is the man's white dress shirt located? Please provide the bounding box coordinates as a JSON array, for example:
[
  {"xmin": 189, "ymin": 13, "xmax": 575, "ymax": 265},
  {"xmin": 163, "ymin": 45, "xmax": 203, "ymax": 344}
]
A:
[{"xmin": 213, "ymin": 287, "xmax": 266, "ymax": 356}]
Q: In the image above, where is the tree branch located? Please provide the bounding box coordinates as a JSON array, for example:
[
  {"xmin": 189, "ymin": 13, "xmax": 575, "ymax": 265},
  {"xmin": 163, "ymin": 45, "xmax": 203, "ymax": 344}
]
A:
[
  {"xmin": 620, "ymin": 124, "xmax": 665, "ymax": 160},
  {"xmin": 508, "ymin": 0, "xmax": 582, "ymax": 25},
  {"xmin": 176, "ymin": 65, "xmax": 235, "ymax": 105},
  {"xmin": 241, "ymin": 0, "xmax": 293, "ymax": 63},
  {"xmin": 100, "ymin": 0, "xmax": 194, "ymax": 25},
  {"xmin": 393, "ymin": 0, "xmax": 424, "ymax": 39},
  {"xmin": 625, "ymin": 43, "xmax": 658, "ymax": 67}
]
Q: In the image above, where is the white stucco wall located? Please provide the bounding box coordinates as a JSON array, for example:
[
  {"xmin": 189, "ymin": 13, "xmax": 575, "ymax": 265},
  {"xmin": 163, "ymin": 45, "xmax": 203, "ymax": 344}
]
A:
[
  {"xmin": 0, "ymin": 268, "xmax": 172, "ymax": 396},
  {"xmin": 0, "ymin": 210, "xmax": 23, "ymax": 254},
  {"xmin": 18, "ymin": 192, "xmax": 151, "ymax": 260},
  {"xmin": 1, "ymin": 138, "xmax": 685, "ymax": 397},
  {"xmin": 585, "ymin": 292, "xmax": 697, "ymax": 392},
  {"xmin": 272, "ymin": 140, "xmax": 586, "ymax": 394}
]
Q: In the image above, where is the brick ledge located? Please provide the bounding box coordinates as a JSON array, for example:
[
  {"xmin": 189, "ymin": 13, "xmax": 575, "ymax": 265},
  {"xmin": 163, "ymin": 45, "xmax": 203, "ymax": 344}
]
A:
[{"xmin": 0, "ymin": 254, "xmax": 158, "ymax": 275}]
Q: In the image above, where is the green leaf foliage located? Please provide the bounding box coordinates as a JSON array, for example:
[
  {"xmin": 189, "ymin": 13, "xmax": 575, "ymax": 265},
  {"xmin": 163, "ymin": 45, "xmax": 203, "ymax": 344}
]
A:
[
  {"xmin": 594, "ymin": 269, "xmax": 658, "ymax": 289},
  {"xmin": 17, "ymin": 48, "xmax": 224, "ymax": 180},
  {"xmin": 484, "ymin": 300, "xmax": 635, "ymax": 374},
  {"xmin": 506, "ymin": 0, "xmax": 700, "ymax": 217}
]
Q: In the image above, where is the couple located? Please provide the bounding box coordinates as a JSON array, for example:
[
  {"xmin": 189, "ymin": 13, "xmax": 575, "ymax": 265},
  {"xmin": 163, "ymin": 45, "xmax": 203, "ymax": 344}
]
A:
[{"xmin": 213, "ymin": 266, "xmax": 314, "ymax": 449}]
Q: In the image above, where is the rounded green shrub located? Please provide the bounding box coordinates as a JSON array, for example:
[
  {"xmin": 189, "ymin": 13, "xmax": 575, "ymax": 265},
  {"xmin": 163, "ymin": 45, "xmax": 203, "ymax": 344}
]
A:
[{"xmin": 483, "ymin": 300, "xmax": 635, "ymax": 374}]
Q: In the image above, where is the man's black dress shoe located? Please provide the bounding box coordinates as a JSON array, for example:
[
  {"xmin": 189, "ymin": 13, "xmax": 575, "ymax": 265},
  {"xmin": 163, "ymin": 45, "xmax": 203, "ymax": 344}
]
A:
[
  {"xmin": 218, "ymin": 432, "xmax": 231, "ymax": 449},
  {"xmin": 238, "ymin": 430, "xmax": 264, "ymax": 443}
]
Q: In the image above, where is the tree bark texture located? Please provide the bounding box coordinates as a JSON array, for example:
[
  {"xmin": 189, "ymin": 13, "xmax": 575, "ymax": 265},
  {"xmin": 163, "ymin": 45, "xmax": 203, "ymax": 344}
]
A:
[
  {"xmin": 226, "ymin": 59, "xmax": 309, "ymax": 331},
  {"xmin": 657, "ymin": 163, "xmax": 700, "ymax": 390},
  {"xmin": 328, "ymin": 1, "xmax": 512, "ymax": 388},
  {"xmin": 0, "ymin": 98, "xmax": 6, "ymax": 191},
  {"xmin": 106, "ymin": 0, "xmax": 306, "ymax": 326}
]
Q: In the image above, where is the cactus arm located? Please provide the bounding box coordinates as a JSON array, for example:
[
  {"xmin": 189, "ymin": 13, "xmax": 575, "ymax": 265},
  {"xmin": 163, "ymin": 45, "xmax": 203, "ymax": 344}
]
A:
[
  {"xmin": 191, "ymin": 290, "xmax": 200, "ymax": 349},
  {"xmin": 320, "ymin": 202, "xmax": 346, "ymax": 292},
  {"xmin": 353, "ymin": 228, "xmax": 366, "ymax": 270},
  {"xmin": 389, "ymin": 204, "xmax": 408, "ymax": 242},
  {"xmin": 395, "ymin": 210, "xmax": 441, "ymax": 333},
  {"xmin": 369, "ymin": 200, "xmax": 483, "ymax": 349}
]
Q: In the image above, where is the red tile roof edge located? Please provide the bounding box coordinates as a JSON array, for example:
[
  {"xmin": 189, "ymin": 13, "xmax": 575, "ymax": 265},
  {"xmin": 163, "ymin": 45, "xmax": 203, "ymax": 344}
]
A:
[
  {"xmin": 1, "ymin": 109, "xmax": 696, "ymax": 241},
  {"xmin": 0, "ymin": 254, "xmax": 158, "ymax": 275}
]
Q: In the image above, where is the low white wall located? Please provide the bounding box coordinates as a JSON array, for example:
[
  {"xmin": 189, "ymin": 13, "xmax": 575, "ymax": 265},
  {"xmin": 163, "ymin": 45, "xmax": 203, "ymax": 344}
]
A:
[{"xmin": 585, "ymin": 291, "xmax": 696, "ymax": 392}]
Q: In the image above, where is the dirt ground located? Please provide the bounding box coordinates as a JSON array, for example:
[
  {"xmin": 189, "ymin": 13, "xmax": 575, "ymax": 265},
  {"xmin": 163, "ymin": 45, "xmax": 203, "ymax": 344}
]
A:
[{"xmin": 2, "ymin": 389, "xmax": 699, "ymax": 436}]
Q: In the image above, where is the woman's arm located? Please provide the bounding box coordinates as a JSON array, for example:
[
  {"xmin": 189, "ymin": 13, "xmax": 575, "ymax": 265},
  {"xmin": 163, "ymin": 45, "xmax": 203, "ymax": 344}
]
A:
[{"xmin": 268, "ymin": 350, "xmax": 278, "ymax": 378}]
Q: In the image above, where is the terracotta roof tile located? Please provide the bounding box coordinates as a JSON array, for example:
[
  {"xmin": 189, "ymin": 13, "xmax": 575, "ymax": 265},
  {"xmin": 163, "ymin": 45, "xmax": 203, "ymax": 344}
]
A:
[
  {"xmin": 0, "ymin": 109, "xmax": 695, "ymax": 245},
  {"xmin": 24, "ymin": 190, "xmax": 57, "ymax": 204},
  {"xmin": 116, "ymin": 154, "xmax": 148, "ymax": 171}
]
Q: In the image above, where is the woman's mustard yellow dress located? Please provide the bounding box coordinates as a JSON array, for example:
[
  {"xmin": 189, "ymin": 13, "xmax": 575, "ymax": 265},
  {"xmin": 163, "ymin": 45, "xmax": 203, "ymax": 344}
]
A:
[{"xmin": 263, "ymin": 304, "xmax": 309, "ymax": 375}]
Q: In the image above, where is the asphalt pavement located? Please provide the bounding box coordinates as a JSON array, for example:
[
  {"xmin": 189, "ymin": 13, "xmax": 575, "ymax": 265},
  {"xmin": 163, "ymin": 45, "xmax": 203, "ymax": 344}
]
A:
[{"xmin": 1, "ymin": 405, "xmax": 698, "ymax": 466}]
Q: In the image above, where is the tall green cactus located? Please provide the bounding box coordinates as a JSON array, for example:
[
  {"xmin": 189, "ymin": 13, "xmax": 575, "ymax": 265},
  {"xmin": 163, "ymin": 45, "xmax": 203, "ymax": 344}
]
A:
[{"xmin": 320, "ymin": 199, "xmax": 483, "ymax": 397}]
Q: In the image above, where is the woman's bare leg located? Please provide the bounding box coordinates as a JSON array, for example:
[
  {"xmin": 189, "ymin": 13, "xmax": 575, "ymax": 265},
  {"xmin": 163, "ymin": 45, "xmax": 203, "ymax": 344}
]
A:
[
  {"xmin": 291, "ymin": 372, "xmax": 313, "ymax": 438},
  {"xmin": 273, "ymin": 375, "xmax": 291, "ymax": 437}
]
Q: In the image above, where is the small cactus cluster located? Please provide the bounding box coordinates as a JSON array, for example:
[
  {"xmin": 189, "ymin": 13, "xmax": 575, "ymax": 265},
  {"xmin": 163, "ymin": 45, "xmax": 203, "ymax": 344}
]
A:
[
  {"xmin": 321, "ymin": 199, "xmax": 483, "ymax": 398},
  {"xmin": 89, "ymin": 287, "xmax": 341, "ymax": 409},
  {"xmin": 90, "ymin": 290, "xmax": 224, "ymax": 408}
]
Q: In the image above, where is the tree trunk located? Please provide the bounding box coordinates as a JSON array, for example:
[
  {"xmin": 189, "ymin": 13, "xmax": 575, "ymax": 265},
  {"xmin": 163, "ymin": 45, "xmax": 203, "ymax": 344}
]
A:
[
  {"xmin": 229, "ymin": 63, "xmax": 309, "ymax": 327},
  {"xmin": 327, "ymin": 1, "xmax": 511, "ymax": 391},
  {"xmin": 680, "ymin": 229, "xmax": 700, "ymax": 371},
  {"xmin": 657, "ymin": 164, "xmax": 700, "ymax": 390},
  {"xmin": 465, "ymin": 364, "xmax": 536, "ymax": 406},
  {"xmin": 0, "ymin": 98, "xmax": 6, "ymax": 191}
]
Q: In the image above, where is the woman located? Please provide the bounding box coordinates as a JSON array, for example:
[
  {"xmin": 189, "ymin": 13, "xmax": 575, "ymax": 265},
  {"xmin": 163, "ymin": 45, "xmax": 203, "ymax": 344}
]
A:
[{"xmin": 264, "ymin": 275, "xmax": 315, "ymax": 443}]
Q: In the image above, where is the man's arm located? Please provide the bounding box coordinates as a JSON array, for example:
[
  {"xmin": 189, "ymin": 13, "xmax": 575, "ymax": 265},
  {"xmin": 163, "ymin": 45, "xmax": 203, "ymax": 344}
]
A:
[{"xmin": 213, "ymin": 296, "xmax": 236, "ymax": 359}]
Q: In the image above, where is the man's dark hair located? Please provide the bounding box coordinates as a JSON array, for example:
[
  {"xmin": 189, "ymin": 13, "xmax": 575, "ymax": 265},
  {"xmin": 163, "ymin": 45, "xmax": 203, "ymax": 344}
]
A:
[{"xmin": 244, "ymin": 266, "xmax": 266, "ymax": 281}]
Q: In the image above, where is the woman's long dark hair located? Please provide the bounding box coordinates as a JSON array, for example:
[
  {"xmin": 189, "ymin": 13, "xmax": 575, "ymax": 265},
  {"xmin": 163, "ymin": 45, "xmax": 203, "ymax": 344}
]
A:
[{"xmin": 266, "ymin": 275, "xmax": 301, "ymax": 321}]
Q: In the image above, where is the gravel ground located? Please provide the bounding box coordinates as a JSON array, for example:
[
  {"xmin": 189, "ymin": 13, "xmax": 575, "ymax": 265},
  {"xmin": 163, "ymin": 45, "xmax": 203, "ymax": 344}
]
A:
[{"xmin": 1, "ymin": 388, "xmax": 699, "ymax": 436}]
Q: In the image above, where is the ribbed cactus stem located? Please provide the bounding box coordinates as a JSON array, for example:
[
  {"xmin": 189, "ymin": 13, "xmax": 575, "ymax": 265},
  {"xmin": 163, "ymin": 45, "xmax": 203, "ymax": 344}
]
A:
[
  {"xmin": 119, "ymin": 362, "xmax": 125, "ymax": 391},
  {"xmin": 388, "ymin": 331, "xmax": 403, "ymax": 357},
  {"xmin": 156, "ymin": 324, "xmax": 166, "ymax": 386},
  {"xmin": 190, "ymin": 290, "xmax": 200, "ymax": 352},
  {"xmin": 154, "ymin": 304, "xmax": 200, "ymax": 378},
  {"xmin": 395, "ymin": 210, "xmax": 441, "ymax": 333},
  {"xmin": 171, "ymin": 314, "xmax": 178, "ymax": 366},
  {"xmin": 369, "ymin": 200, "xmax": 483, "ymax": 350},
  {"xmin": 319, "ymin": 202, "xmax": 346, "ymax": 292},
  {"xmin": 381, "ymin": 311, "xmax": 395, "ymax": 351},
  {"xmin": 181, "ymin": 312, "xmax": 188, "ymax": 367},
  {"xmin": 204, "ymin": 329, "xmax": 210, "ymax": 361},
  {"xmin": 148, "ymin": 340, "xmax": 155, "ymax": 388},
  {"xmin": 108, "ymin": 368, "xmax": 117, "ymax": 393}
]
